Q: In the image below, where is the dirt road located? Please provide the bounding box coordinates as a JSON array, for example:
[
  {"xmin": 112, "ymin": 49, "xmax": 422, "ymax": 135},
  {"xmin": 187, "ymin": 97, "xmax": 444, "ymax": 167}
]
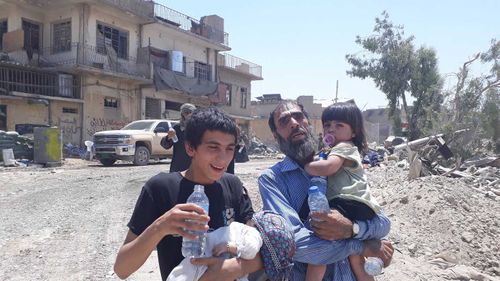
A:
[
  {"xmin": 1, "ymin": 158, "xmax": 499, "ymax": 281},
  {"xmin": 0, "ymin": 159, "xmax": 271, "ymax": 281}
]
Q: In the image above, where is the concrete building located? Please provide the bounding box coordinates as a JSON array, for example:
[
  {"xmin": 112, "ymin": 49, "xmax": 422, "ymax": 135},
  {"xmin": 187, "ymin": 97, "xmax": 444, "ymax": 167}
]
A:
[
  {"xmin": 0, "ymin": 0, "xmax": 155, "ymax": 145},
  {"xmin": 0, "ymin": 0, "xmax": 262, "ymax": 146},
  {"xmin": 250, "ymin": 94, "xmax": 323, "ymax": 146},
  {"xmin": 214, "ymin": 52, "xmax": 262, "ymax": 143}
]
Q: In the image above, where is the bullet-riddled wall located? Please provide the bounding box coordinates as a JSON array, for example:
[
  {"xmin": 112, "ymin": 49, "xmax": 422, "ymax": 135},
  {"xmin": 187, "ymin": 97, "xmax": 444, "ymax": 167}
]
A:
[
  {"xmin": 218, "ymin": 69, "xmax": 252, "ymax": 118},
  {"xmin": 142, "ymin": 23, "xmax": 217, "ymax": 80},
  {"xmin": 82, "ymin": 76, "xmax": 140, "ymax": 140},
  {"xmin": 84, "ymin": 5, "xmax": 140, "ymax": 57},
  {"xmin": 0, "ymin": 97, "xmax": 83, "ymax": 144},
  {"xmin": 0, "ymin": 98, "xmax": 49, "ymax": 131},
  {"xmin": 0, "ymin": 3, "xmax": 81, "ymax": 50},
  {"xmin": 50, "ymin": 100, "xmax": 83, "ymax": 144}
]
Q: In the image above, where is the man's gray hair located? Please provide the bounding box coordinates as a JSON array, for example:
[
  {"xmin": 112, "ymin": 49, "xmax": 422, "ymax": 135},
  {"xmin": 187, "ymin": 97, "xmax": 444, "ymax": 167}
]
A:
[
  {"xmin": 268, "ymin": 101, "xmax": 309, "ymax": 134},
  {"xmin": 180, "ymin": 103, "xmax": 196, "ymax": 115}
]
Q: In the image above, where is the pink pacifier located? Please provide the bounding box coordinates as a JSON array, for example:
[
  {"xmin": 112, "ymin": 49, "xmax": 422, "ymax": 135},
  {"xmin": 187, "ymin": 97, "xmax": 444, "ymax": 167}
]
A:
[{"xmin": 322, "ymin": 133, "xmax": 336, "ymax": 147}]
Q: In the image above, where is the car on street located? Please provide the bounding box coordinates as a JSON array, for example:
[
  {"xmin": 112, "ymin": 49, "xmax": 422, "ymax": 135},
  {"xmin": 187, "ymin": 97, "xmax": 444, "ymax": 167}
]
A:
[{"xmin": 93, "ymin": 119, "xmax": 178, "ymax": 166}]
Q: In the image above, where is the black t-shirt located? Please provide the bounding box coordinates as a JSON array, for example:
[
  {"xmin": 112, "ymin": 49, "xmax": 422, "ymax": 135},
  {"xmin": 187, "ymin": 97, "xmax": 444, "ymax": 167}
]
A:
[{"xmin": 127, "ymin": 172, "xmax": 254, "ymax": 281}]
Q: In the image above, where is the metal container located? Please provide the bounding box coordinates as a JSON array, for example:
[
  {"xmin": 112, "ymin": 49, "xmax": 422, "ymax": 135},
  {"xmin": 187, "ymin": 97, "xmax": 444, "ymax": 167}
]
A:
[{"xmin": 34, "ymin": 127, "xmax": 62, "ymax": 166}]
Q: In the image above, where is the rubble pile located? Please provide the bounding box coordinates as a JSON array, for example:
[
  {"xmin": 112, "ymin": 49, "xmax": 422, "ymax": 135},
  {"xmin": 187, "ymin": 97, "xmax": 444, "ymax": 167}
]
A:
[
  {"xmin": 0, "ymin": 131, "xmax": 34, "ymax": 162},
  {"xmin": 382, "ymin": 131, "xmax": 498, "ymax": 180},
  {"xmin": 368, "ymin": 160, "xmax": 500, "ymax": 280},
  {"xmin": 358, "ymin": 132, "xmax": 500, "ymax": 280},
  {"xmin": 247, "ymin": 136, "xmax": 279, "ymax": 158}
]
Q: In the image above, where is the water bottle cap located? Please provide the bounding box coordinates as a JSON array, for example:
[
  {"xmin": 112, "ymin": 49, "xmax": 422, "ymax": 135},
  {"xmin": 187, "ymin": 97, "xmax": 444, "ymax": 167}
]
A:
[
  {"xmin": 308, "ymin": 186, "xmax": 319, "ymax": 193},
  {"xmin": 194, "ymin": 184, "xmax": 204, "ymax": 191},
  {"xmin": 319, "ymin": 151, "xmax": 328, "ymax": 159}
]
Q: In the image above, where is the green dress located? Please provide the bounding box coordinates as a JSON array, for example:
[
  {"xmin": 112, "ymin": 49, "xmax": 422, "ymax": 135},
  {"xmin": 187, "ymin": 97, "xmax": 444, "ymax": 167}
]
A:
[{"xmin": 325, "ymin": 141, "xmax": 381, "ymax": 214}]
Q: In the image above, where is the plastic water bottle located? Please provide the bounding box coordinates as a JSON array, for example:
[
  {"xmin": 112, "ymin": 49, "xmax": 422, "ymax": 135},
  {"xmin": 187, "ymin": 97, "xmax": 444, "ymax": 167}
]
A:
[
  {"xmin": 181, "ymin": 185, "xmax": 209, "ymax": 258},
  {"xmin": 364, "ymin": 257, "xmax": 384, "ymax": 276},
  {"xmin": 169, "ymin": 128, "xmax": 178, "ymax": 143},
  {"xmin": 308, "ymin": 186, "xmax": 330, "ymax": 221},
  {"xmin": 310, "ymin": 177, "xmax": 327, "ymax": 194}
]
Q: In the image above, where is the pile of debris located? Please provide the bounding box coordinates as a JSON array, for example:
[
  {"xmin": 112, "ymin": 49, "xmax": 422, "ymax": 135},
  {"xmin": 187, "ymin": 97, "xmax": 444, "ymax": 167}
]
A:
[
  {"xmin": 368, "ymin": 161, "xmax": 500, "ymax": 280},
  {"xmin": 381, "ymin": 130, "xmax": 499, "ymax": 187},
  {"xmin": 366, "ymin": 131, "xmax": 499, "ymax": 280},
  {"xmin": 247, "ymin": 136, "xmax": 279, "ymax": 158},
  {"xmin": 0, "ymin": 131, "xmax": 34, "ymax": 162}
]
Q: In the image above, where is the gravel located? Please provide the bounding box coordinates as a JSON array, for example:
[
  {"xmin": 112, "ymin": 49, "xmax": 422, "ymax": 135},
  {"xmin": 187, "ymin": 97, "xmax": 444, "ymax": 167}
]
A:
[{"xmin": 1, "ymin": 158, "xmax": 499, "ymax": 281}]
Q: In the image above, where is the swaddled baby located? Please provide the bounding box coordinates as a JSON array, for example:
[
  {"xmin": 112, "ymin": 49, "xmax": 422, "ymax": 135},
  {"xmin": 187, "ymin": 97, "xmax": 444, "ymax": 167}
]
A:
[{"xmin": 167, "ymin": 211, "xmax": 295, "ymax": 281}]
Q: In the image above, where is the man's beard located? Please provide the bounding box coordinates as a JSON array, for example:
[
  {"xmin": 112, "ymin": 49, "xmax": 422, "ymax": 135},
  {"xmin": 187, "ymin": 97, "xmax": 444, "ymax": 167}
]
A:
[
  {"xmin": 277, "ymin": 126, "xmax": 317, "ymax": 163},
  {"xmin": 179, "ymin": 117, "xmax": 187, "ymax": 130}
]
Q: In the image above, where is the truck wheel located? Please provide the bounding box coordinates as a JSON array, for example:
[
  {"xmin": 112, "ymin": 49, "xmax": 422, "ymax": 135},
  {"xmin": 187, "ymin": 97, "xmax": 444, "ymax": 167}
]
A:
[
  {"xmin": 133, "ymin": 146, "xmax": 150, "ymax": 166},
  {"xmin": 100, "ymin": 158, "xmax": 116, "ymax": 166}
]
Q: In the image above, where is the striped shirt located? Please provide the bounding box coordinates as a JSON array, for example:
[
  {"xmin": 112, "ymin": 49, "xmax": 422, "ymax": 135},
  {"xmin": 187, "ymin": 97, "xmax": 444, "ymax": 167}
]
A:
[{"xmin": 258, "ymin": 156, "xmax": 391, "ymax": 281}]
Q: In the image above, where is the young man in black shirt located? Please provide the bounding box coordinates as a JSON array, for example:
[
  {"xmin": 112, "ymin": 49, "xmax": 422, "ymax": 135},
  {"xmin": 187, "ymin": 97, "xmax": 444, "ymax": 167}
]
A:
[
  {"xmin": 161, "ymin": 103, "xmax": 237, "ymax": 175},
  {"xmin": 114, "ymin": 107, "xmax": 262, "ymax": 280}
]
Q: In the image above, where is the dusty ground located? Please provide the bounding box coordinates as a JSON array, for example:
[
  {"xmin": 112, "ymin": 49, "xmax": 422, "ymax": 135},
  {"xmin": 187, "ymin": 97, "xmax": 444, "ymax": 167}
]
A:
[{"xmin": 0, "ymin": 157, "xmax": 498, "ymax": 281}]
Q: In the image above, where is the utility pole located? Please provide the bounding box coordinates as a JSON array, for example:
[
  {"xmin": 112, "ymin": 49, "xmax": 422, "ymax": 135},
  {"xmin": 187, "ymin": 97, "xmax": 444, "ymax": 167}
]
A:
[{"xmin": 334, "ymin": 80, "xmax": 339, "ymax": 103}]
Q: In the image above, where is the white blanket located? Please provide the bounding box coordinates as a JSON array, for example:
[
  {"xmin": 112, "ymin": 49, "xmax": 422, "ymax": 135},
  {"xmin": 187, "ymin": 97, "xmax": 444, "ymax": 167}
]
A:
[{"xmin": 167, "ymin": 222, "xmax": 262, "ymax": 281}]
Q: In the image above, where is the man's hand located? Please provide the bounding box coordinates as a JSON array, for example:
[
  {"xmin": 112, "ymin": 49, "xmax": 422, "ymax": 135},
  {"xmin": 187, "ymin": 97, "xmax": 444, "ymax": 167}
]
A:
[
  {"xmin": 310, "ymin": 209, "xmax": 353, "ymax": 240},
  {"xmin": 154, "ymin": 203, "xmax": 209, "ymax": 240},
  {"xmin": 191, "ymin": 257, "xmax": 240, "ymax": 281},
  {"xmin": 362, "ymin": 240, "xmax": 394, "ymax": 267},
  {"xmin": 167, "ymin": 128, "xmax": 177, "ymax": 139}
]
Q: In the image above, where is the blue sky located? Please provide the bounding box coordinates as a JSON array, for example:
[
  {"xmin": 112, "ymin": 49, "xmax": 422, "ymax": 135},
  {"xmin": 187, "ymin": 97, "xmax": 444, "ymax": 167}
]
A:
[{"xmin": 158, "ymin": 0, "xmax": 499, "ymax": 109}]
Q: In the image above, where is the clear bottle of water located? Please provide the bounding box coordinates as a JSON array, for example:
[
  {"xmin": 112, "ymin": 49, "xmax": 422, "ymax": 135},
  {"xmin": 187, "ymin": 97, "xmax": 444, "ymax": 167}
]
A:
[
  {"xmin": 308, "ymin": 186, "xmax": 330, "ymax": 221},
  {"xmin": 364, "ymin": 257, "xmax": 384, "ymax": 276},
  {"xmin": 181, "ymin": 185, "xmax": 209, "ymax": 258},
  {"xmin": 310, "ymin": 176, "xmax": 327, "ymax": 191},
  {"xmin": 169, "ymin": 128, "xmax": 178, "ymax": 143}
]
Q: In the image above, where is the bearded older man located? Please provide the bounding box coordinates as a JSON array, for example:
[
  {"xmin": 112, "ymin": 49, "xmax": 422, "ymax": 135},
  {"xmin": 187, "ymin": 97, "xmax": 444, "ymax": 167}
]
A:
[
  {"xmin": 258, "ymin": 101, "xmax": 393, "ymax": 281},
  {"xmin": 161, "ymin": 103, "xmax": 195, "ymax": 172}
]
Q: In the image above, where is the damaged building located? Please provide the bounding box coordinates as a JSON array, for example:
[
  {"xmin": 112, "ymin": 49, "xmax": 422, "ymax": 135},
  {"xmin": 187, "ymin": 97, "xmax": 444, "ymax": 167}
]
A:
[{"xmin": 0, "ymin": 0, "xmax": 262, "ymax": 146}]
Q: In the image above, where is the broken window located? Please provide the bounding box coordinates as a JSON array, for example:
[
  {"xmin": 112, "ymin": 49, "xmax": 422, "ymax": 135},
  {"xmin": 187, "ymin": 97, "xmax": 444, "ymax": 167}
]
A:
[
  {"xmin": 104, "ymin": 97, "xmax": 118, "ymax": 108},
  {"xmin": 0, "ymin": 105, "xmax": 6, "ymax": 131},
  {"xmin": 0, "ymin": 20, "xmax": 7, "ymax": 51},
  {"xmin": 182, "ymin": 56, "xmax": 187, "ymax": 74},
  {"xmin": 96, "ymin": 23, "xmax": 128, "ymax": 59},
  {"xmin": 240, "ymin": 87, "xmax": 248, "ymax": 109},
  {"xmin": 53, "ymin": 20, "xmax": 71, "ymax": 53},
  {"xmin": 22, "ymin": 19, "xmax": 41, "ymax": 51},
  {"xmin": 223, "ymin": 83, "xmax": 232, "ymax": 106},
  {"xmin": 165, "ymin": 100, "xmax": 182, "ymax": 111},
  {"xmin": 62, "ymin": 107, "xmax": 78, "ymax": 114},
  {"xmin": 194, "ymin": 61, "xmax": 211, "ymax": 81},
  {"xmin": 145, "ymin": 97, "xmax": 161, "ymax": 119}
]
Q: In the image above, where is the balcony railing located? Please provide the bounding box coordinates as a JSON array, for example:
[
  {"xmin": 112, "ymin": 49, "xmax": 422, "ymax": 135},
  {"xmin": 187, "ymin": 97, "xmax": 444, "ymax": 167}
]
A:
[
  {"xmin": 154, "ymin": 3, "xmax": 229, "ymax": 46},
  {"xmin": 36, "ymin": 43, "xmax": 150, "ymax": 79},
  {"xmin": 98, "ymin": 0, "xmax": 154, "ymax": 20},
  {"xmin": 0, "ymin": 65, "xmax": 81, "ymax": 99},
  {"xmin": 220, "ymin": 53, "xmax": 262, "ymax": 79}
]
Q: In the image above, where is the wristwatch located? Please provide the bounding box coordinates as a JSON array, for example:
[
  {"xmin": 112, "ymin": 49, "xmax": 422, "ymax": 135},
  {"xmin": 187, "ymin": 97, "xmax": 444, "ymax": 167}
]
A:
[{"xmin": 352, "ymin": 222, "xmax": 360, "ymax": 237}]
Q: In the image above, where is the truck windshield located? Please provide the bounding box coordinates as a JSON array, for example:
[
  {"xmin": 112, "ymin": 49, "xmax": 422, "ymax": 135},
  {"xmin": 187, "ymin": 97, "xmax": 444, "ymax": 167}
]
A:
[{"xmin": 122, "ymin": 121, "xmax": 155, "ymax": 130}]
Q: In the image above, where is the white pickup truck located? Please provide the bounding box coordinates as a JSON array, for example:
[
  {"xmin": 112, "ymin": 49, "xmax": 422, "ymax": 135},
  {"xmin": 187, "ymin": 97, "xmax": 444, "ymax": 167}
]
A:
[{"xmin": 93, "ymin": 119, "xmax": 178, "ymax": 166}]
